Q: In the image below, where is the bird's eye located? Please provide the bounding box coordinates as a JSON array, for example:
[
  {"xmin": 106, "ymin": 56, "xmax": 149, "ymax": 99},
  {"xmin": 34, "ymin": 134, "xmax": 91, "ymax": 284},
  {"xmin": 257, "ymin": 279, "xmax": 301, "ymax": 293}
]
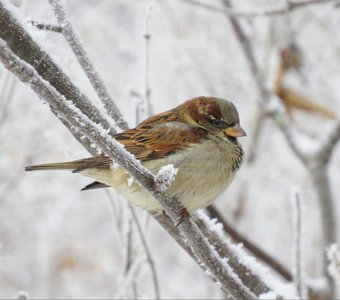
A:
[{"xmin": 211, "ymin": 119, "xmax": 225, "ymax": 128}]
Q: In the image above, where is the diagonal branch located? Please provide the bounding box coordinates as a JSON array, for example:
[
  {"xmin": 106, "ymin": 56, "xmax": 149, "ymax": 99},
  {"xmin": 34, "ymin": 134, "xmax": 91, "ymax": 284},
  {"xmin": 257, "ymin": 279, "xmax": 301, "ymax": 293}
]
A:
[
  {"xmin": 130, "ymin": 207, "xmax": 161, "ymax": 299},
  {"xmin": 48, "ymin": 0, "xmax": 128, "ymax": 130},
  {"xmin": 28, "ymin": 21, "xmax": 63, "ymax": 33},
  {"xmin": 317, "ymin": 120, "xmax": 340, "ymax": 164},
  {"xmin": 207, "ymin": 205, "xmax": 292, "ymax": 281},
  {"xmin": 179, "ymin": 0, "xmax": 336, "ymax": 18}
]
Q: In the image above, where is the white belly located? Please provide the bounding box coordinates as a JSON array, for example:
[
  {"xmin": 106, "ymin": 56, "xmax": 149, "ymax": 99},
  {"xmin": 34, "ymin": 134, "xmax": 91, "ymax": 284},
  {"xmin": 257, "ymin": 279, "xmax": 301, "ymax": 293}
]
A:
[{"xmin": 80, "ymin": 139, "xmax": 241, "ymax": 213}]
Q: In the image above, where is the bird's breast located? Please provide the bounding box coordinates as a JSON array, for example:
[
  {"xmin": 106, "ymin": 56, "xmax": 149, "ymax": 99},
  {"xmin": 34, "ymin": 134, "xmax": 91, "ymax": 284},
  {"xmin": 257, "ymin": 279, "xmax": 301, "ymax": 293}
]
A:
[
  {"xmin": 80, "ymin": 139, "xmax": 243, "ymax": 213},
  {"xmin": 161, "ymin": 138, "xmax": 243, "ymax": 211}
]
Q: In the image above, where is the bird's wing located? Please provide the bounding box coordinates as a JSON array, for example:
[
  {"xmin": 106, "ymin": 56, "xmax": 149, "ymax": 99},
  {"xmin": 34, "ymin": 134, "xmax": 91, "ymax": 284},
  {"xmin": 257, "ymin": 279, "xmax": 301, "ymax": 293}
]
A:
[
  {"xmin": 115, "ymin": 123, "xmax": 207, "ymax": 162},
  {"xmin": 73, "ymin": 120, "xmax": 207, "ymax": 172}
]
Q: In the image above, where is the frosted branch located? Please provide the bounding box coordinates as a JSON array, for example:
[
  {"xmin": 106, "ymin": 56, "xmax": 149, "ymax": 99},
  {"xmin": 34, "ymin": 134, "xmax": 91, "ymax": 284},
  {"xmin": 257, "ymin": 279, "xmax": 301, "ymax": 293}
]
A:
[
  {"xmin": 143, "ymin": 1, "xmax": 153, "ymax": 117},
  {"xmin": 272, "ymin": 108, "xmax": 309, "ymax": 165},
  {"xmin": 179, "ymin": 0, "xmax": 336, "ymax": 18},
  {"xmin": 48, "ymin": 0, "xmax": 129, "ymax": 130},
  {"xmin": 155, "ymin": 164, "xmax": 178, "ymax": 192},
  {"xmin": 196, "ymin": 211, "xmax": 273, "ymax": 297},
  {"xmin": 29, "ymin": 21, "xmax": 63, "ymax": 33},
  {"xmin": 327, "ymin": 244, "xmax": 340, "ymax": 297},
  {"xmin": 291, "ymin": 187, "xmax": 306, "ymax": 298},
  {"xmin": 16, "ymin": 291, "xmax": 29, "ymax": 300},
  {"xmin": 207, "ymin": 205, "xmax": 292, "ymax": 281},
  {"xmin": 130, "ymin": 207, "xmax": 161, "ymax": 299},
  {"xmin": 317, "ymin": 120, "xmax": 340, "ymax": 164}
]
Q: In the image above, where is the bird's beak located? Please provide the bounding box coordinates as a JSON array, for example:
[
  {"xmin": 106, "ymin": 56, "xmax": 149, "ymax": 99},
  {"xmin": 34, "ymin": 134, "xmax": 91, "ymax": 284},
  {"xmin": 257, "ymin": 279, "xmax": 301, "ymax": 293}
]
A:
[{"xmin": 225, "ymin": 123, "xmax": 247, "ymax": 137}]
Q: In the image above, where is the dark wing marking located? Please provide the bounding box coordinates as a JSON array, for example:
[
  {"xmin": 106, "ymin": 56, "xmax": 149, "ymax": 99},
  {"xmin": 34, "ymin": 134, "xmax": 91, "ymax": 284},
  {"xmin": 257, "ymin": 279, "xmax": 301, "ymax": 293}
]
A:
[{"xmin": 81, "ymin": 181, "xmax": 109, "ymax": 191}]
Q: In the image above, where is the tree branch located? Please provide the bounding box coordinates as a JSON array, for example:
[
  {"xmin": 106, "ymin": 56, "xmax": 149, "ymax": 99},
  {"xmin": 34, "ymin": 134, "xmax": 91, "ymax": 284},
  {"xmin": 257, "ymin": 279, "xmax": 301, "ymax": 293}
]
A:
[
  {"xmin": 291, "ymin": 188, "xmax": 305, "ymax": 298},
  {"xmin": 207, "ymin": 205, "xmax": 293, "ymax": 282},
  {"xmin": 29, "ymin": 21, "xmax": 63, "ymax": 33},
  {"xmin": 130, "ymin": 207, "xmax": 161, "ymax": 299},
  {"xmin": 48, "ymin": 0, "xmax": 128, "ymax": 130},
  {"xmin": 317, "ymin": 120, "xmax": 340, "ymax": 164},
  {"xmin": 179, "ymin": 0, "xmax": 336, "ymax": 18}
]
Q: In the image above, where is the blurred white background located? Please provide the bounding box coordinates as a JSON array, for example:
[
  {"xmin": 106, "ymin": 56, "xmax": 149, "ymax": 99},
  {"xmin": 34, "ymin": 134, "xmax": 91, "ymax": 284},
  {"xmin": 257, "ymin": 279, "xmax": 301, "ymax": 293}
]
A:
[{"xmin": 0, "ymin": 0, "xmax": 339, "ymax": 298}]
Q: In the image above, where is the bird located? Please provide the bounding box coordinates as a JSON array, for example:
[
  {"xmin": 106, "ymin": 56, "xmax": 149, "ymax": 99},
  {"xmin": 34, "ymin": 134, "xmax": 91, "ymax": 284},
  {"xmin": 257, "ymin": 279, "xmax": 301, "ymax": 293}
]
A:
[{"xmin": 26, "ymin": 96, "xmax": 246, "ymax": 216}]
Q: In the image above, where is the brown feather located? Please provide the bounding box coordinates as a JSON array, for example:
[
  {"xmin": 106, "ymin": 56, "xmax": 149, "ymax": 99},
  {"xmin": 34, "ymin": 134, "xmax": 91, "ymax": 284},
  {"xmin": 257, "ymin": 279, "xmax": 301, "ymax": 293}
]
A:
[
  {"xmin": 114, "ymin": 124, "xmax": 207, "ymax": 162},
  {"xmin": 26, "ymin": 97, "xmax": 233, "ymax": 174}
]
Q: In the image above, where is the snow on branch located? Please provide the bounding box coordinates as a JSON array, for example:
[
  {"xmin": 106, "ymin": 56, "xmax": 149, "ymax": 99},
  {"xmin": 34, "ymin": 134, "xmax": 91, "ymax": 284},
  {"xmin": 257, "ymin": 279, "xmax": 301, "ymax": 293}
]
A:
[
  {"xmin": 327, "ymin": 244, "xmax": 340, "ymax": 298},
  {"xmin": 48, "ymin": 0, "xmax": 128, "ymax": 130},
  {"xmin": 206, "ymin": 205, "xmax": 293, "ymax": 281},
  {"xmin": 196, "ymin": 211, "xmax": 300, "ymax": 299},
  {"xmin": 0, "ymin": 39, "xmax": 262, "ymax": 299},
  {"xmin": 155, "ymin": 164, "xmax": 178, "ymax": 192}
]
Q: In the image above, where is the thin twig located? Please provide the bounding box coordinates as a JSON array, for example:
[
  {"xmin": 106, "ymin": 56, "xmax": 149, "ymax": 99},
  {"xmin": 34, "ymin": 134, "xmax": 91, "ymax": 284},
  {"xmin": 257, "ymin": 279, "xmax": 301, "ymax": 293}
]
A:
[
  {"xmin": 105, "ymin": 191, "xmax": 139, "ymax": 298},
  {"xmin": 124, "ymin": 217, "xmax": 134, "ymax": 276},
  {"xmin": 317, "ymin": 120, "xmax": 340, "ymax": 164},
  {"xmin": 272, "ymin": 108, "xmax": 309, "ymax": 165},
  {"xmin": 29, "ymin": 21, "xmax": 63, "ymax": 33},
  {"xmin": 113, "ymin": 255, "xmax": 145, "ymax": 299},
  {"xmin": 48, "ymin": 0, "xmax": 128, "ymax": 130},
  {"xmin": 16, "ymin": 291, "xmax": 29, "ymax": 300},
  {"xmin": 143, "ymin": 1, "xmax": 154, "ymax": 117},
  {"xmin": 327, "ymin": 244, "xmax": 340, "ymax": 297},
  {"xmin": 130, "ymin": 207, "xmax": 161, "ymax": 299},
  {"xmin": 124, "ymin": 217, "xmax": 139, "ymax": 299},
  {"xmin": 246, "ymin": 110, "xmax": 268, "ymax": 164},
  {"xmin": 0, "ymin": 72, "xmax": 16, "ymax": 129},
  {"xmin": 179, "ymin": 0, "xmax": 336, "ymax": 18},
  {"xmin": 291, "ymin": 188, "xmax": 305, "ymax": 298},
  {"xmin": 107, "ymin": 194, "xmax": 129, "ymax": 268}
]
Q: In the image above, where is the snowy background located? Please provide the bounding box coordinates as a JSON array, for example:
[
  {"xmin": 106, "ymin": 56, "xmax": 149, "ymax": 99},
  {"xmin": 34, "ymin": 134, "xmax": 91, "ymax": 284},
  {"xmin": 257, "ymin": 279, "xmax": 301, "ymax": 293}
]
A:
[{"xmin": 0, "ymin": 0, "xmax": 340, "ymax": 298}]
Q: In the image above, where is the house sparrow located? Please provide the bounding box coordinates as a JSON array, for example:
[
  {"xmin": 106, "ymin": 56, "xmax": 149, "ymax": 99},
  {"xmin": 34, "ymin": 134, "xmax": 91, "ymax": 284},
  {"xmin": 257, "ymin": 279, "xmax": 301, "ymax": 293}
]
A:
[{"xmin": 26, "ymin": 96, "xmax": 246, "ymax": 214}]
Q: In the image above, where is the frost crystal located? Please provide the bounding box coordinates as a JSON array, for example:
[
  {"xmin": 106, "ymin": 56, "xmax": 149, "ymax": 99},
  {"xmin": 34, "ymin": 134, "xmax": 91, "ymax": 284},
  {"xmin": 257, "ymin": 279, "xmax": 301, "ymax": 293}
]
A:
[
  {"xmin": 155, "ymin": 164, "xmax": 178, "ymax": 191},
  {"xmin": 327, "ymin": 243, "xmax": 340, "ymax": 294},
  {"xmin": 17, "ymin": 291, "xmax": 29, "ymax": 300},
  {"xmin": 127, "ymin": 176, "xmax": 134, "ymax": 187},
  {"xmin": 110, "ymin": 161, "xmax": 119, "ymax": 170}
]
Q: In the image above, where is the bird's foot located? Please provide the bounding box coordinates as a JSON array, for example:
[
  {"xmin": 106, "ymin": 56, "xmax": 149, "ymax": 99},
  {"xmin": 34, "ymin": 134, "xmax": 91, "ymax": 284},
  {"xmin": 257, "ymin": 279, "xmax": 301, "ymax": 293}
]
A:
[{"xmin": 175, "ymin": 209, "xmax": 190, "ymax": 227}]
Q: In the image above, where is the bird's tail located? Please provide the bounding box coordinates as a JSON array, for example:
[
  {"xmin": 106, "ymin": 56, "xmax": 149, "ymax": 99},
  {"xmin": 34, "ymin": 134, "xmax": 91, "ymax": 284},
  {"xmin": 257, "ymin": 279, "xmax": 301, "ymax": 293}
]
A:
[{"xmin": 25, "ymin": 159, "xmax": 89, "ymax": 172}]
